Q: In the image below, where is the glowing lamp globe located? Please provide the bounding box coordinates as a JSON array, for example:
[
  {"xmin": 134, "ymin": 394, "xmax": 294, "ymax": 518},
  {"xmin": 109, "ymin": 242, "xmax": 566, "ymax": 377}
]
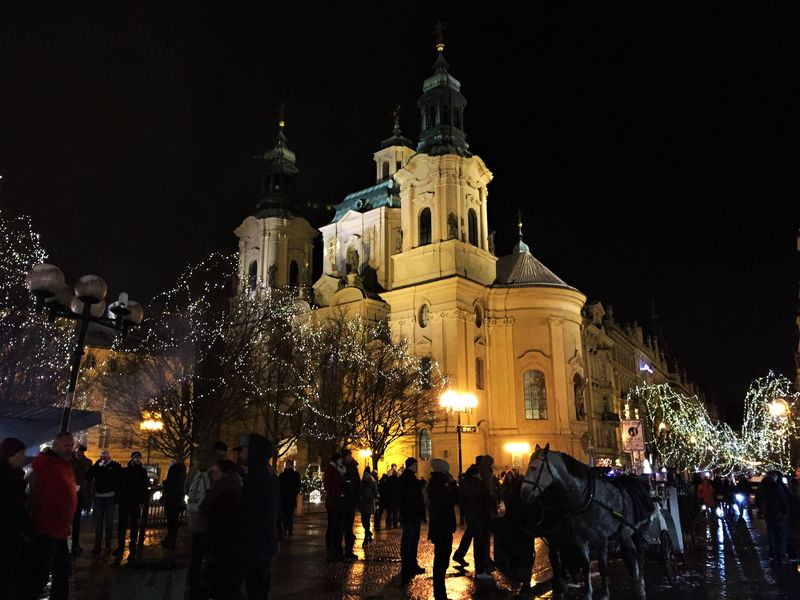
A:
[
  {"xmin": 26, "ymin": 263, "xmax": 66, "ymax": 297},
  {"xmin": 74, "ymin": 274, "xmax": 108, "ymax": 304}
]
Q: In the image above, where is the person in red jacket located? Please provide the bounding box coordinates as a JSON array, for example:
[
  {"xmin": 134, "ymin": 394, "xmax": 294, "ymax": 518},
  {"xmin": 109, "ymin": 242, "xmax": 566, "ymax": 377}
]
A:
[
  {"xmin": 27, "ymin": 431, "xmax": 76, "ymax": 600},
  {"xmin": 323, "ymin": 452, "xmax": 346, "ymax": 562}
]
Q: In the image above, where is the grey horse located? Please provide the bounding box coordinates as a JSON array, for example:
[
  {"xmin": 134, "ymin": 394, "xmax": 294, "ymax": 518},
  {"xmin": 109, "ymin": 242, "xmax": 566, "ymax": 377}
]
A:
[{"xmin": 520, "ymin": 444, "xmax": 651, "ymax": 600}]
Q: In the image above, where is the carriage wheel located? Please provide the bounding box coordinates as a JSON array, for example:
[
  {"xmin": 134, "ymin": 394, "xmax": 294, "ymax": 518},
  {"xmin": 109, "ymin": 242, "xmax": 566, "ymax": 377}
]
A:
[{"xmin": 660, "ymin": 530, "xmax": 679, "ymax": 585}]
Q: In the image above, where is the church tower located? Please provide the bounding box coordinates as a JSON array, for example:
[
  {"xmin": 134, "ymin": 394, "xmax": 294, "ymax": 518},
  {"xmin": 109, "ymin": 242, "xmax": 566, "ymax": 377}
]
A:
[
  {"xmin": 390, "ymin": 39, "xmax": 496, "ymax": 289},
  {"xmin": 234, "ymin": 109, "xmax": 318, "ymax": 293}
]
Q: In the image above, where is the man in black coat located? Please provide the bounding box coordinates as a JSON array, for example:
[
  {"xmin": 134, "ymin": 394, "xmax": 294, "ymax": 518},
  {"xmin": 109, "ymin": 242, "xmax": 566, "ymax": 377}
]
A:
[
  {"xmin": 452, "ymin": 455, "xmax": 482, "ymax": 567},
  {"xmin": 399, "ymin": 457, "xmax": 426, "ymax": 586},
  {"xmin": 70, "ymin": 444, "xmax": 92, "ymax": 554},
  {"xmin": 114, "ymin": 451, "xmax": 150, "ymax": 556},
  {"xmin": 756, "ymin": 471, "xmax": 796, "ymax": 564},
  {"xmin": 340, "ymin": 449, "xmax": 360, "ymax": 559},
  {"xmin": 87, "ymin": 449, "xmax": 121, "ymax": 553},
  {"xmin": 230, "ymin": 433, "xmax": 280, "ymax": 599},
  {"xmin": 427, "ymin": 458, "xmax": 459, "ymax": 600},
  {"xmin": 278, "ymin": 459, "xmax": 301, "ymax": 535}
]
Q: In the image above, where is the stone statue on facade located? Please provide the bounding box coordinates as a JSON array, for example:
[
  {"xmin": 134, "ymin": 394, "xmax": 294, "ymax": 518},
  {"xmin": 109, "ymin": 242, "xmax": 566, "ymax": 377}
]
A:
[
  {"xmin": 447, "ymin": 212, "xmax": 458, "ymax": 240},
  {"xmin": 488, "ymin": 230, "xmax": 496, "ymax": 255},
  {"xmin": 346, "ymin": 245, "xmax": 360, "ymax": 274}
]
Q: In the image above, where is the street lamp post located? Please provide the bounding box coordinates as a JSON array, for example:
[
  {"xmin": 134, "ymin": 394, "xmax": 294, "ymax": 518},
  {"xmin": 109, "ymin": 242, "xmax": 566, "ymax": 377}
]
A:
[
  {"xmin": 26, "ymin": 264, "xmax": 143, "ymax": 433},
  {"xmin": 439, "ymin": 390, "xmax": 478, "ymax": 476},
  {"xmin": 140, "ymin": 412, "xmax": 164, "ymax": 466}
]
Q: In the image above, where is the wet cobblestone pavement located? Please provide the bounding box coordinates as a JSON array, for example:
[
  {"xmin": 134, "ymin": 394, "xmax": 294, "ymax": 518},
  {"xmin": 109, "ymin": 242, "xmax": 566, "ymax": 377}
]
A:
[{"xmin": 69, "ymin": 507, "xmax": 800, "ymax": 599}]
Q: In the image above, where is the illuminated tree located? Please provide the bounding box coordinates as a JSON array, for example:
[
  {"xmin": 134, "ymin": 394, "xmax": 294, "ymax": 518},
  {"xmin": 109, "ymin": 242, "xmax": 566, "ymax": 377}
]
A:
[{"xmin": 0, "ymin": 210, "xmax": 71, "ymax": 404}]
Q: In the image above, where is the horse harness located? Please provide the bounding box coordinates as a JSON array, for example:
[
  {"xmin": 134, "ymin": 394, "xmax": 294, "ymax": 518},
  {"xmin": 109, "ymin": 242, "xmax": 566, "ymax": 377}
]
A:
[{"xmin": 523, "ymin": 453, "xmax": 646, "ymax": 535}]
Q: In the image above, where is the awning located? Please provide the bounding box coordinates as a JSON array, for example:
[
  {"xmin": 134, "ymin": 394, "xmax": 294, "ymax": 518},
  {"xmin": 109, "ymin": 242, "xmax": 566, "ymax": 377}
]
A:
[{"xmin": 0, "ymin": 402, "xmax": 102, "ymax": 453}]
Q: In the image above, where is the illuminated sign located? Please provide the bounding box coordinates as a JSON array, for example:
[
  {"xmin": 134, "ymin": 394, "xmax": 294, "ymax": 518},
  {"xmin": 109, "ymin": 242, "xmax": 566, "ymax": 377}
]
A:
[
  {"xmin": 459, "ymin": 425, "xmax": 477, "ymax": 433},
  {"xmin": 639, "ymin": 360, "xmax": 653, "ymax": 374}
]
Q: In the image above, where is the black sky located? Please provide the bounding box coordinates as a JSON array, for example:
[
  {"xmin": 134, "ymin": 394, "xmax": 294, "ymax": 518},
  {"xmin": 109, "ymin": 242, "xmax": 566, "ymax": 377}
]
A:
[{"xmin": 1, "ymin": 3, "xmax": 798, "ymax": 421}]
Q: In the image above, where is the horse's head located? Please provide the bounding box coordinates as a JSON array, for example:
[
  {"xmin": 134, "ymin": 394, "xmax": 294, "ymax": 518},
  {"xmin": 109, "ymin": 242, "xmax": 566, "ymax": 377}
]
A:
[{"xmin": 520, "ymin": 443, "xmax": 555, "ymax": 503}]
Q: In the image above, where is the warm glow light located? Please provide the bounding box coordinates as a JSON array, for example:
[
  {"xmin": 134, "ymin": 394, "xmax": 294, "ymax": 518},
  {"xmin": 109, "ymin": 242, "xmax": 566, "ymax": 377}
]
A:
[
  {"xmin": 358, "ymin": 449, "xmax": 372, "ymax": 458},
  {"xmin": 769, "ymin": 399, "xmax": 789, "ymax": 418},
  {"xmin": 140, "ymin": 410, "xmax": 164, "ymax": 432},
  {"xmin": 689, "ymin": 435, "xmax": 697, "ymax": 444},
  {"xmin": 439, "ymin": 390, "xmax": 478, "ymax": 413},
  {"xmin": 504, "ymin": 442, "xmax": 530, "ymax": 454},
  {"xmin": 658, "ymin": 422, "xmax": 667, "ymax": 431}
]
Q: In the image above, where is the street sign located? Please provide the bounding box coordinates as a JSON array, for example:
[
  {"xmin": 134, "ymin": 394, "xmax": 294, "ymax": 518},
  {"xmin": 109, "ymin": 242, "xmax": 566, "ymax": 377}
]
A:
[
  {"xmin": 459, "ymin": 425, "xmax": 477, "ymax": 433},
  {"xmin": 621, "ymin": 419, "xmax": 645, "ymax": 452}
]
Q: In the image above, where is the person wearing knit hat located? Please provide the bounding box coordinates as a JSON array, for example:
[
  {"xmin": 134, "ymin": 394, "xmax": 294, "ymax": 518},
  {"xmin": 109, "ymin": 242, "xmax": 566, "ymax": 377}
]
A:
[
  {"xmin": 0, "ymin": 437, "xmax": 29, "ymax": 599},
  {"xmin": 428, "ymin": 457, "xmax": 458, "ymax": 599},
  {"xmin": 398, "ymin": 457, "xmax": 426, "ymax": 585}
]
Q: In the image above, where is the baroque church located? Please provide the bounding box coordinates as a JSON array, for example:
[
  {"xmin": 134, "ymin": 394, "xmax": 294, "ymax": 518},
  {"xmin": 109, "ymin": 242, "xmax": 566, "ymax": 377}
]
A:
[{"xmin": 234, "ymin": 41, "xmax": 591, "ymax": 475}]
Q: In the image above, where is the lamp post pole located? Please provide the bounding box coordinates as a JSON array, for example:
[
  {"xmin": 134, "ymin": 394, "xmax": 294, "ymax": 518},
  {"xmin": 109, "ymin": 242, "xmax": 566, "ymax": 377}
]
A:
[
  {"xmin": 61, "ymin": 301, "xmax": 92, "ymax": 433},
  {"xmin": 456, "ymin": 411, "xmax": 463, "ymax": 476}
]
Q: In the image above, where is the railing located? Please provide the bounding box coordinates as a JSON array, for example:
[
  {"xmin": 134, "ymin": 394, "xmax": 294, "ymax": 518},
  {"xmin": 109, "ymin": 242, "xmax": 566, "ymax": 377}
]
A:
[{"xmin": 137, "ymin": 485, "xmax": 184, "ymax": 550}]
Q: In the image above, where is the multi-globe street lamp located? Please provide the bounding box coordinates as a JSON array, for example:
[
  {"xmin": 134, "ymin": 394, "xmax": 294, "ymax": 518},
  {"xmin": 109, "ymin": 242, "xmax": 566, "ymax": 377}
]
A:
[
  {"xmin": 439, "ymin": 389, "xmax": 478, "ymax": 476},
  {"xmin": 26, "ymin": 263, "xmax": 143, "ymax": 433}
]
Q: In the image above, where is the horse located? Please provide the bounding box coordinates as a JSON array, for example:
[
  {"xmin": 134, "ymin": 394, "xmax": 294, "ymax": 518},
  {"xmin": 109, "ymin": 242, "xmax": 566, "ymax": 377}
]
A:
[
  {"xmin": 520, "ymin": 444, "xmax": 653, "ymax": 600},
  {"xmin": 494, "ymin": 475, "xmax": 587, "ymax": 599}
]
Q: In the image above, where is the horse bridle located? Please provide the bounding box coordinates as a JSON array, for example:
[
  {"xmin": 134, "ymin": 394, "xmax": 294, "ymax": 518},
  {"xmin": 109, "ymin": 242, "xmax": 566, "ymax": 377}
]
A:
[{"xmin": 523, "ymin": 451, "xmax": 595, "ymax": 516}]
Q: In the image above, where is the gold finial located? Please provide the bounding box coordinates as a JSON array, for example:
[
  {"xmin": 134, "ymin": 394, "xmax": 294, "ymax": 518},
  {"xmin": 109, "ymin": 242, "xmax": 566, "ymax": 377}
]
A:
[
  {"xmin": 517, "ymin": 210, "xmax": 523, "ymax": 237},
  {"xmin": 433, "ymin": 21, "xmax": 445, "ymax": 53},
  {"xmin": 278, "ymin": 103, "xmax": 286, "ymax": 129}
]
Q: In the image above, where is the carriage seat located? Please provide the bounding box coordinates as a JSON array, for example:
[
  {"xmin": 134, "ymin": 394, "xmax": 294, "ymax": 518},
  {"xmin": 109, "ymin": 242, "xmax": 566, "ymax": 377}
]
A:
[{"xmin": 611, "ymin": 476, "xmax": 655, "ymax": 524}]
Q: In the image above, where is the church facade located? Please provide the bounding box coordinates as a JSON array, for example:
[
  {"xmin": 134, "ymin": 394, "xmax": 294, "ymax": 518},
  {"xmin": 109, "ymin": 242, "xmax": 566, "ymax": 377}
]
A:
[{"xmin": 236, "ymin": 44, "xmax": 591, "ymax": 475}]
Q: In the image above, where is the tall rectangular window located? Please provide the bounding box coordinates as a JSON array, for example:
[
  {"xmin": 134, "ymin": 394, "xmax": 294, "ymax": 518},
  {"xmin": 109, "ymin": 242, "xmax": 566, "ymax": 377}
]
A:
[
  {"xmin": 523, "ymin": 370, "xmax": 548, "ymax": 420},
  {"xmin": 476, "ymin": 357, "xmax": 484, "ymax": 390}
]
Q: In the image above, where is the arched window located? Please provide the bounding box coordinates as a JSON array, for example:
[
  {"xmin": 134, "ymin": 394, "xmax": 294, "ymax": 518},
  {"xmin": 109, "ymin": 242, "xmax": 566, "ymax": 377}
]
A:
[
  {"xmin": 248, "ymin": 260, "xmax": 258, "ymax": 291},
  {"xmin": 574, "ymin": 373, "xmax": 586, "ymax": 421},
  {"xmin": 475, "ymin": 357, "xmax": 484, "ymax": 390},
  {"xmin": 419, "ymin": 208, "xmax": 432, "ymax": 246},
  {"xmin": 419, "ymin": 429, "xmax": 432, "ymax": 461},
  {"xmin": 289, "ymin": 261, "xmax": 299, "ymax": 287},
  {"xmin": 523, "ymin": 370, "xmax": 548, "ymax": 420},
  {"xmin": 468, "ymin": 209, "xmax": 478, "ymax": 246},
  {"xmin": 382, "ymin": 161, "xmax": 390, "ymax": 180}
]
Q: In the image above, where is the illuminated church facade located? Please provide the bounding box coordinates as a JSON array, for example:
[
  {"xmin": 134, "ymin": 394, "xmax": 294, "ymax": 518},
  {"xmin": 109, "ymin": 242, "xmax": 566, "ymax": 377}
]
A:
[{"xmin": 235, "ymin": 43, "xmax": 592, "ymax": 474}]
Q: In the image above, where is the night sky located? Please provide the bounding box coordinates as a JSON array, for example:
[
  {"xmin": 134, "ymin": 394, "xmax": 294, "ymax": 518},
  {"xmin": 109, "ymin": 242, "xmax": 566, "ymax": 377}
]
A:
[{"xmin": 1, "ymin": 3, "xmax": 798, "ymax": 422}]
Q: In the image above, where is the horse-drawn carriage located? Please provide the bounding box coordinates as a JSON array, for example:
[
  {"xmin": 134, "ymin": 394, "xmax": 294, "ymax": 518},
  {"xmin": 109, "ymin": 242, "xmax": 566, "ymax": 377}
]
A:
[{"xmin": 514, "ymin": 445, "xmax": 686, "ymax": 599}]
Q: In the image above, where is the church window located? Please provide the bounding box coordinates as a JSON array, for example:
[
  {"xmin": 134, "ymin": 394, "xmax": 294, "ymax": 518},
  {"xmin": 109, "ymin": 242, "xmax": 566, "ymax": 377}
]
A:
[
  {"xmin": 248, "ymin": 261, "xmax": 258, "ymax": 291},
  {"xmin": 523, "ymin": 370, "xmax": 548, "ymax": 420},
  {"xmin": 396, "ymin": 160, "xmax": 402, "ymax": 171},
  {"xmin": 468, "ymin": 209, "xmax": 478, "ymax": 246},
  {"xmin": 289, "ymin": 261, "xmax": 299, "ymax": 287},
  {"xmin": 382, "ymin": 161, "xmax": 390, "ymax": 180},
  {"xmin": 419, "ymin": 429, "xmax": 432, "ymax": 461},
  {"xmin": 418, "ymin": 304, "xmax": 430, "ymax": 328},
  {"xmin": 476, "ymin": 357, "xmax": 484, "ymax": 390},
  {"xmin": 442, "ymin": 104, "xmax": 451, "ymax": 125},
  {"xmin": 419, "ymin": 208, "xmax": 432, "ymax": 246}
]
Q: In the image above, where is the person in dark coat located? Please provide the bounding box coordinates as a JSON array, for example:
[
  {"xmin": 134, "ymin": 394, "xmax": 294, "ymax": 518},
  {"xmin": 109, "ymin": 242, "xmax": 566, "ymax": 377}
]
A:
[
  {"xmin": 27, "ymin": 432, "xmax": 76, "ymax": 600},
  {"xmin": 204, "ymin": 460, "xmax": 243, "ymax": 600},
  {"xmin": 452, "ymin": 455, "xmax": 483, "ymax": 568},
  {"xmin": 278, "ymin": 459, "xmax": 301, "ymax": 536},
  {"xmin": 385, "ymin": 464, "xmax": 401, "ymax": 528},
  {"xmin": 114, "ymin": 451, "xmax": 150, "ymax": 556},
  {"xmin": 399, "ymin": 457, "xmax": 426, "ymax": 586},
  {"xmin": 359, "ymin": 467, "xmax": 379, "ymax": 545},
  {"xmin": 86, "ymin": 449, "xmax": 121, "ymax": 553},
  {"xmin": 229, "ymin": 433, "xmax": 280, "ymax": 599},
  {"xmin": 0, "ymin": 437, "xmax": 30, "ymax": 600},
  {"xmin": 161, "ymin": 461, "xmax": 187, "ymax": 549},
  {"xmin": 340, "ymin": 449, "xmax": 360, "ymax": 559},
  {"xmin": 756, "ymin": 471, "xmax": 796, "ymax": 564},
  {"xmin": 458, "ymin": 455, "xmax": 494, "ymax": 580},
  {"xmin": 69, "ymin": 444, "xmax": 92, "ymax": 554},
  {"xmin": 323, "ymin": 452, "xmax": 346, "ymax": 561},
  {"xmin": 427, "ymin": 458, "xmax": 459, "ymax": 600}
]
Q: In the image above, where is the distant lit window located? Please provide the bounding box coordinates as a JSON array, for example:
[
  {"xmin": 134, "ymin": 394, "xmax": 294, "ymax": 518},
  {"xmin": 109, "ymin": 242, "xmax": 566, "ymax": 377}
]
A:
[
  {"xmin": 419, "ymin": 429, "xmax": 432, "ymax": 461},
  {"xmin": 523, "ymin": 370, "xmax": 547, "ymax": 420}
]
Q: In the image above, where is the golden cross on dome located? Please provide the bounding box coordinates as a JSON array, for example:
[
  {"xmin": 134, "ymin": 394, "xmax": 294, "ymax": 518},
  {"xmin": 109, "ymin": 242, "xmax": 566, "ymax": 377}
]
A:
[{"xmin": 433, "ymin": 21, "xmax": 446, "ymax": 52}]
